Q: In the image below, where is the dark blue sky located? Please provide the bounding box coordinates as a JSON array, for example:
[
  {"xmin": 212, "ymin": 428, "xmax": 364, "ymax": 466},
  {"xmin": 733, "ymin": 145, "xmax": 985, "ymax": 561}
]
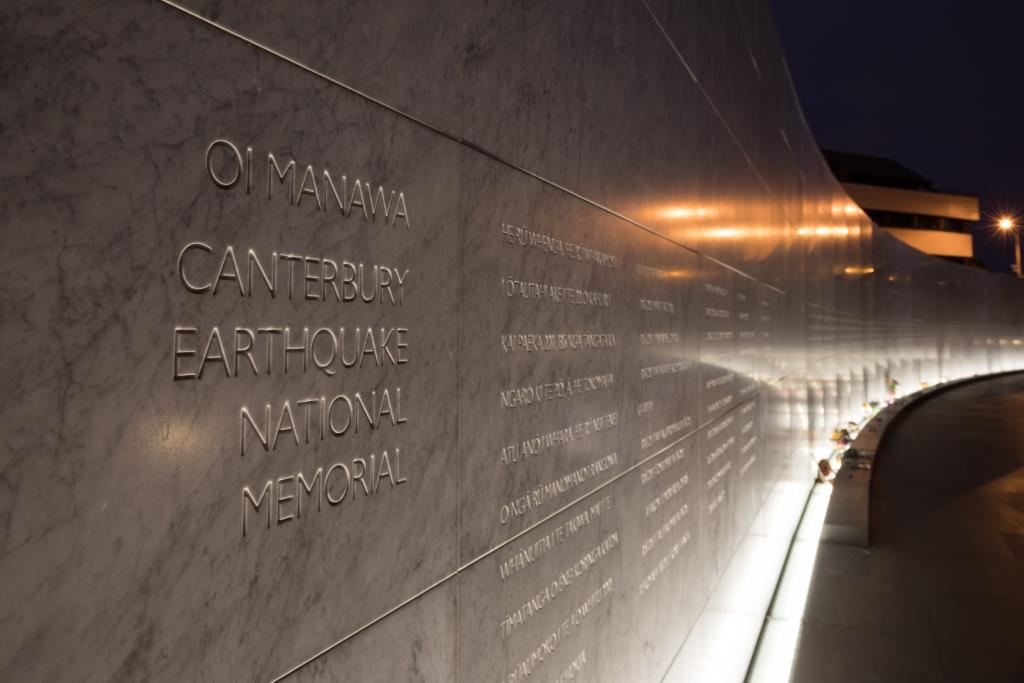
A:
[{"xmin": 771, "ymin": 0, "xmax": 1024, "ymax": 272}]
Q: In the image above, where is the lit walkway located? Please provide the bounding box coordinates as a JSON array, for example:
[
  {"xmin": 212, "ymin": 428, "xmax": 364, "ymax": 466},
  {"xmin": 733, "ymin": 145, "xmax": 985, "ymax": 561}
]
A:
[{"xmin": 791, "ymin": 373, "xmax": 1024, "ymax": 683}]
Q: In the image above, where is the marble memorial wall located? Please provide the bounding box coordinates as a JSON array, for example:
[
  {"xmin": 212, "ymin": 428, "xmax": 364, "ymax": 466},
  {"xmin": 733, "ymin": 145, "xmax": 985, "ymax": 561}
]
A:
[{"xmin": 2, "ymin": 0, "xmax": 1023, "ymax": 680}]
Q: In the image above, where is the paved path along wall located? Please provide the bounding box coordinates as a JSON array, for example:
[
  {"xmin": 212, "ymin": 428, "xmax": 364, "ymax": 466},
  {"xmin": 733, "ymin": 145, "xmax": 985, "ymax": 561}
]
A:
[
  {"xmin": 794, "ymin": 373, "xmax": 1024, "ymax": 683},
  {"xmin": 2, "ymin": 0, "xmax": 1023, "ymax": 680}
]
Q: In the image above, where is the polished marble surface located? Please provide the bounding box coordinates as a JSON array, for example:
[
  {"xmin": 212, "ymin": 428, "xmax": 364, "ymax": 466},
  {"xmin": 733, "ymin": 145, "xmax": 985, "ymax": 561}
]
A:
[
  {"xmin": 1, "ymin": 2, "xmax": 462, "ymax": 679},
  {"xmin": 2, "ymin": 0, "xmax": 1023, "ymax": 680}
]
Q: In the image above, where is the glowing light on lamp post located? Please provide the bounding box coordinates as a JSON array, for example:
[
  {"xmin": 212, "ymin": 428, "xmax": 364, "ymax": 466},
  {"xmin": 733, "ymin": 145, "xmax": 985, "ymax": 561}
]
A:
[{"xmin": 999, "ymin": 216, "xmax": 1021, "ymax": 277}]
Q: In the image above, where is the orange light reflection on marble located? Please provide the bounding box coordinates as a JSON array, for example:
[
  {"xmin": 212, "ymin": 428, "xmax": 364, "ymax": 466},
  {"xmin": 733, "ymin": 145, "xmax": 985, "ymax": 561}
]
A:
[
  {"xmin": 659, "ymin": 206, "xmax": 715, "ymax": 220},
  {"xmin": 796, "ymin": 225, "xmax": 852, "ymax": 238}
]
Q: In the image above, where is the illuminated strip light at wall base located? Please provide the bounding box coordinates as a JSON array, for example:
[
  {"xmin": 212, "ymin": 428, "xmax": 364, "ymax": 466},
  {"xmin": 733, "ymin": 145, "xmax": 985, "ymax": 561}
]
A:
[
  {"xmin": 662, "ymin": 479, "xmax": 811, "ymax": 683},
  {"xmin": 745, "ymin": 483, "xmax": 833, "ymax": 683}
]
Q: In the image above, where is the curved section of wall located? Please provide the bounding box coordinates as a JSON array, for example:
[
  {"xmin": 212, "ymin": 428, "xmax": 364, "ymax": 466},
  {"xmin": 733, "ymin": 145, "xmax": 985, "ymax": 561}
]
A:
[{"xmin": 1, "ymin": 0, "xmax": 1021, "ymax": 681}]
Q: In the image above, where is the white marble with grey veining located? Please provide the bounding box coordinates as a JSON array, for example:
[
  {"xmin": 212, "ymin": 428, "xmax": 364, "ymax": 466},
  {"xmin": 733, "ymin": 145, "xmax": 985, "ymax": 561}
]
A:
[
  {"xmin": 0, "ymin": 1, "xmax": 461, "ymax": 680},
  {"xmin": 4, "ymin": 0, "xmax": 1024, "ymax": 681}
]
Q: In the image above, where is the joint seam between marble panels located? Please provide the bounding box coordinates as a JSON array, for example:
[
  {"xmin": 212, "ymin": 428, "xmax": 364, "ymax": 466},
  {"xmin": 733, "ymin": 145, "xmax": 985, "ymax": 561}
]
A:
[
  {"xmin": 455, "ymin": 137, "xmax": 464, "ymax": 683},
  {"xmin": 453, "ymin": 392, "xmax": 765, "ymax": 573},
  {"xmin": 702, "ymin": 255, "xmax": 786, "ymax": 296},
  {"xmin": 269, "ymin": 570, "xmax": 460, "ymax": 682},
  {"xmin": 155, "ymin": 0, "xmax": 797, "ymax": 673},
  {"xmin": 6, "ymin": 1, "xmax": 1016, "ymax": 681},
  {"xmin": 639, "ymin": 0, "xmax": 778, "ymax": 205},
  {"xmin": 453, "ymin": 430, "xmax": 694, "ymax": 571},
  {"xmin": 153, "ymin": 0, "xmax": 792, "ymax": 299},
  {"xmin": 265, "ymin": 384, "xmax": 756, "ymax": 679},
  {"xmin": 152, "ymin": 0, "xmax": 443, "ymax": 135},
  {"xmin": 694, "ymin": 390, "xmax": 761, "ymax": 434},
  {"xmin": 779, "ymin": 57, "xmax": 817, "ymax": 143},
  {"xmin": 274, "ymin": 388, "xmax": 759, "ymax": 678}
]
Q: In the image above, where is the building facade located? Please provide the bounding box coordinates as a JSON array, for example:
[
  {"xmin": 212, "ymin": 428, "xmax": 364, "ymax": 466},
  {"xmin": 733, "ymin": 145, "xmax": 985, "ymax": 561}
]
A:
[{"xmin": 826, "ymin": 149, "xmax": 980, "ymax": 263}]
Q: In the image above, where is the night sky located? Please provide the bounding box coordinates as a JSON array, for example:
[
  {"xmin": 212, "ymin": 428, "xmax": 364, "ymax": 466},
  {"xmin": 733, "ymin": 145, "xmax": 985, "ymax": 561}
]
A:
[{"xmin": 771, "ymin": 0, "xmax": 1024, "ymax": 272}]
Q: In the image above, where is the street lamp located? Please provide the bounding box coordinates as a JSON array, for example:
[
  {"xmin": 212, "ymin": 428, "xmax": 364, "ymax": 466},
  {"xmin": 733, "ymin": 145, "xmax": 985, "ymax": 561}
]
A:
[{"xmin": 999, "ymin": 217, "xmax": 1022, "ymax": 277}]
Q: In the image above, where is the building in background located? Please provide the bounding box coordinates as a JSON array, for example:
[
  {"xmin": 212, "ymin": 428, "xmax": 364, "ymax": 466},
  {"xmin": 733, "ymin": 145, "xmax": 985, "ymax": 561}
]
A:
[{"xmin": 825, "ymin": 149, "xmax": 980, "ymax": 264}]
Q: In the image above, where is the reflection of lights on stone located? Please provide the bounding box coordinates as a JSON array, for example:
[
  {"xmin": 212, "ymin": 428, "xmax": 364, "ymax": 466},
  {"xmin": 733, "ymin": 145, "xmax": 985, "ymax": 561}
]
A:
[
  {"xmin": 886, "ymin": 275, "xmax": 897, "ymax": 282},
  {"xmin": 746, "ymin": 483, "xmax": 832, "ymax": 683},
  {"xmin": 796, "ymin": 226, "xmax": 850, "ymax": 237},
  {"xmin": 842, "ymin": 266, "xmax": 875, "ymax": 275},
  {"xmin": 1013, "ymin": 339, "xmax": 1022, "ymax": 346},
  {"xmin": 706, "ymin": 227, "xmax": 744, "ymax": 239},
  {"xmin": 140, "ymin": 416, "xmax": 199, "ymax": 463},
  {"xmin": 663, "ymin": 480, "xmax": 812, "ymax": 683},
  {"xmin": 661, "ymin": 206, "xmax": 714, "ymax": 219},
  {"xmin": 832, "ymin": 201, "xmax": 859, "ymax": 216}
]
